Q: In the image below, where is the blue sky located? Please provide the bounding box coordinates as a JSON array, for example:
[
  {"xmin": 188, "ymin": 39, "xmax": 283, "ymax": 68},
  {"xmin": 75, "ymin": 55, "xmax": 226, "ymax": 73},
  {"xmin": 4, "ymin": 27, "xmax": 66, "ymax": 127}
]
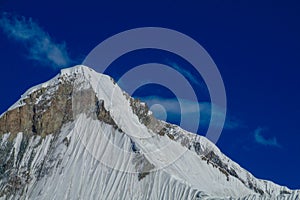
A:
[{"xmin": 0, "ymin": 0, "xmax": 299, "ymax": 189}]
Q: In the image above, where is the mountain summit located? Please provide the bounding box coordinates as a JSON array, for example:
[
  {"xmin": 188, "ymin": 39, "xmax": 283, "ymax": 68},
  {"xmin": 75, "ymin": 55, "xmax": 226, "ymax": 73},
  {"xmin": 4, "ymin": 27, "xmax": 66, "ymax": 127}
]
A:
[{"xmin": 0, "ymin": 65, "xmax": 299, "ymax": 199}]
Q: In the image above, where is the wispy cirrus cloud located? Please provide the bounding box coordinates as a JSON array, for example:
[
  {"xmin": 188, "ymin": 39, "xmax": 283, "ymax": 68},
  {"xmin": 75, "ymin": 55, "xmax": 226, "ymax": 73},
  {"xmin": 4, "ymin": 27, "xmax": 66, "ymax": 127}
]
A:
[
  {"xmin": 167, "ymin": 61, "xmax": 202, "ymax": 87},
  {"xmin": 141, "ymin": 96, "xmax": 243, "ymax": 131},
  {"xmin": 0, "ymin": 12, "xmax": 74, "ymax": 69},
  {"xmin": 254, "ymin": 127, "xmax": 281, "ymax": 148}
]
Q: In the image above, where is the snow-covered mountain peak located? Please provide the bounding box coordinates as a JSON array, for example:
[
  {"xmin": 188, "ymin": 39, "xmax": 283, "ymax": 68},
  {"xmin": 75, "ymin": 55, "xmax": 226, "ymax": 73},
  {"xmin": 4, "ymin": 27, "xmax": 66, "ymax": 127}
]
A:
[{"xmin": 0, "ymin": 65, "xmax": 299, "ymax": 199}]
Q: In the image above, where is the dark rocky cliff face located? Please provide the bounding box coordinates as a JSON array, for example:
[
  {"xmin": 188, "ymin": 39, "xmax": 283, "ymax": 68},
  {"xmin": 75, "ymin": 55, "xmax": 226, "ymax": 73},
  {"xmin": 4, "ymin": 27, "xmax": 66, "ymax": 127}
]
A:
[
  {"xmin": 0, "ymin": 78, "xmax": 73, "ymax": 139},
  {"xmin": 0, "ymin": 75, "xmax": 119, "ymax": 140}
]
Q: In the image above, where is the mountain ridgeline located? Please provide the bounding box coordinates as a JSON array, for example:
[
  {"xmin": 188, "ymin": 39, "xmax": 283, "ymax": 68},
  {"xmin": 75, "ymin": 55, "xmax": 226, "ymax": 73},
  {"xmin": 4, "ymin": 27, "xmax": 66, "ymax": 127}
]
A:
[{"xmin": 0, "ymin": 66, "xmax": 299, "ymax": 199}]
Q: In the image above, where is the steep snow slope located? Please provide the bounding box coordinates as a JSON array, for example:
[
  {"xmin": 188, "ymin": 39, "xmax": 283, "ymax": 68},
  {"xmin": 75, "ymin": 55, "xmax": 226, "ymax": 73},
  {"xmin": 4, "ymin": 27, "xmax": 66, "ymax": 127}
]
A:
[{"xmin": 0, "ymin": 65, "xmax": 299, "ymax": 200}]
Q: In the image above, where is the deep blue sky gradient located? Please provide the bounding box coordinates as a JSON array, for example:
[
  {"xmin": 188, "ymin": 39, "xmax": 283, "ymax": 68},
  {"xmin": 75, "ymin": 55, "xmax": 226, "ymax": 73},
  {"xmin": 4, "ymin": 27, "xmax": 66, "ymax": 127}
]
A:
[{"xmin": 0, "ymin": 0, "xmax": 299, "ymax": 188}]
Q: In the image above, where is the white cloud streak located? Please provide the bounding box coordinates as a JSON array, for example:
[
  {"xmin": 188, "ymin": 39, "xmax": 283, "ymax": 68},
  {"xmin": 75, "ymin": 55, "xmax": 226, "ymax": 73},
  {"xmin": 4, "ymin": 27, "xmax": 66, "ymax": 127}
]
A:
[
  {"xmin": 141, "ymin": 96, "xmax": 242, "ymax": 130},
  {"xmin": 254, "ymin": 127, "xmax": 281, "ymax": 148},
  {"xmin": 168, "ymin": 61, "xmax": 202, "ymax": 86},
  {"xmin": 0, "ymin": 12, "xmax": 73, "ymax": 68}
]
